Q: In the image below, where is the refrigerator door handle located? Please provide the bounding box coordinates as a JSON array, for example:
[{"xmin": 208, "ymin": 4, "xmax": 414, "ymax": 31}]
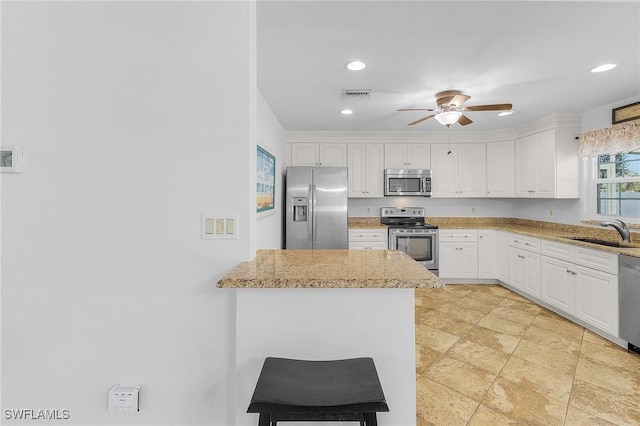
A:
[
  {"xmin": 311, "ymin": 184, "xmax": 318, "ymax": 241},
  {"xmin": 307, "ymin": 184, "xmax": 314, "ymax": 241}
]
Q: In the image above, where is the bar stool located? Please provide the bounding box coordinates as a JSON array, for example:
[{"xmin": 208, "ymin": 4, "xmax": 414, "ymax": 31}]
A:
[{"xmin": 247, "ymin": 357, "xmax": 389, "ymax": 426}]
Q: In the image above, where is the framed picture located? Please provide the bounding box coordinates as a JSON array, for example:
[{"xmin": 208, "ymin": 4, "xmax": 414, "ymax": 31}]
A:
[
  {"xmin": 1, "ymin": 146, "xmax": 23, "ymax": 173},
  {"xmin": 257, "ymin": 145, "xmax": 276, "ymax": 215},
  {"xmin": 612, "ymin": 101, "xmax": 640, "ymax": 125}
]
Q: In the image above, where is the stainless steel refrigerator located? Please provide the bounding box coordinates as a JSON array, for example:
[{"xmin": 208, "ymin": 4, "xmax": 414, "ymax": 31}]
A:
[{"xmin": 285, "ymin": 166, "xmax": 348, "ymax": 249}]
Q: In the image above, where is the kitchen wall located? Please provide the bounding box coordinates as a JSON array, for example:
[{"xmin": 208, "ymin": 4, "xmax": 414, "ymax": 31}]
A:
[
  {"xmin": 1, "ymin": 2, "xmax": 258, "ymax": 425},
  {"xmin": 256, "ymin": 93, "xmax": 285, "ymax": 250}
]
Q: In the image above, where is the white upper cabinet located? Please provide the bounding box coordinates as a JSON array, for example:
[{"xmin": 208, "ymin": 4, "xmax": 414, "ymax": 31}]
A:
[
  {"xmin": 514, "ymin": 126, "xmax": 579, "ymax": 198},
  {"xmin": 290, "ymin": 143, "xmax": 347, "ymax": 167},
  {"xmin": 431, "ymin": 143, "xmax": 486, "ymax": 197},
  {"xmin": 384, "ymin": 144, "xmax": 430, "ymax": 169},
  {"xmin": 348, "ymin": 143, "xmax": 385, "ymax": 198},
  {"xmin": 486, "ymin": 140, "xmax": 514, "ymax": 197}
]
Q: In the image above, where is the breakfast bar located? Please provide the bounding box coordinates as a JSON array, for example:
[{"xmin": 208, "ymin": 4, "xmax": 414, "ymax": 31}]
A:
[{"xmin": 218, "ymin": 249, "xmax": 442, "ymax": 425}]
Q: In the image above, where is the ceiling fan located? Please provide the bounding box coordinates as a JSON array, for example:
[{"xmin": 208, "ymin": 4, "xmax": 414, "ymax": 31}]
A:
[{"xmin": 397, "ymin": 90, "xmax": 512, "ymax": 127}]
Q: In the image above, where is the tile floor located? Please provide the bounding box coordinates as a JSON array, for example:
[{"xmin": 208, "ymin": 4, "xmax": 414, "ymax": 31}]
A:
[{"xmin": 415, "ymin": 284, "xmax": 640, "ymax": 426}]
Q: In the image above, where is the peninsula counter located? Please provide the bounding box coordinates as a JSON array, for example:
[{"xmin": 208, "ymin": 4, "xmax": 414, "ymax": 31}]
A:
[{"xmin": 218, "ymin": 249, "xmax": 443, "ymax": 426}]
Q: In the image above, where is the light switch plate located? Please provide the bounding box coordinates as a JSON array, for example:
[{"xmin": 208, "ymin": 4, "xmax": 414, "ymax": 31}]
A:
[{"xmin": 201, "ymin": 214, "xmax": 239, "ymax": 240}]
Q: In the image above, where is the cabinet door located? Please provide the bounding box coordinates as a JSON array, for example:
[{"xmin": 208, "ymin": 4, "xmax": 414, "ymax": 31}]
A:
[
  {"xmin": 486, "ymin": 140, "xmax": 514, "ymax": 197},
  {"xmin": 514, "ymin": 135, "xmax": 535, "ymax": 196},
  {"xmin": 533, "ymin": 130, "xmax": 555, "ymax": 197},
  {"xmin": 365, "ymin": 144, "xmax": 385, "ymax": 197},
  {"xmin": 458, "ymin": 243, "xmax": 479, "ymax": 279},
  {"xmin": 438, "ymin": 243, "xmax": 459, "ymax": 278},
  {"xmin": 574, "ymin": 266, "xmax": 618, "ymax": 335},
  {"xmin": 347, "ymin": 144, "xmax": 367, "ymax": 197},
  {"xmin": 496, "ymin": 231, "xmax": 509, "ymax": 283},
  {"xmin": 320, "ymin": 144, "xmax": 347, "ymax": 167},
  {"xmin": 508, "ymin": 249, "xmax": 526, "ymax": 290},
  {"xmin": 540, "ymin": 256, "xmax": 573, "ymax": 312},
  {"xmin": 407, "ymin": 144, "xmax": 431, "ymax": 169},
  {"xmin": 478, "ymin": 230, "xmax": 497, "ymax": 279},
  {"xmin": 522, "ymin": 251, "xmax": 541, "ymax": 298},
  {"xmin": 291, "ymin": 144, "xmax": 319, "ymax": 166},
  {"xmin": 384, "ymin": 144, "xmax": 408, "ymax": 168},
  {"xmin": 458, "ymin": 143, "xmax": 487, "ymax": 197},
  {"xmin": 430, "ymin": 144, "xmax": 458, "ymax": 197}
]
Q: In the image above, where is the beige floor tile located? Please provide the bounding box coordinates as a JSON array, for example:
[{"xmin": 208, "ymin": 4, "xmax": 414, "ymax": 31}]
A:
[
  {"xmin": 505, "ymin": 291, "xmax": 536, "ymax": 304},
  {"xmin": 521, "ymin": 324, "xmax": 582, "ymax": 356},
  {"xmin": 498, "ymin": 296, "xmax": 543, "ymax": 314},
  {"xmin": 415, "ymin": 323, "xmax": 459, "ymax": 353},
  {"xmin": 416, "ymin": 377, "xmax": 479, "ymax": 426},
  {"xmin": 425, "ymin": 356, "xmax": 497, "ymax": 401},
  {"xmin": 574, "ymin": 357, "xmax": 640, "ymax": 397},
  {"xmin": 500, "ymin": 356, "xmax": 573, "ymax": 403},
  {"xmin": 477, "ymin": 312, "xmax": 530, "ymax": 337},
  {"xmin": 467, "ymin": 404, "xmax": 521, "ymax": 425},
  {"xmin": 482, "ymin": 377, "xmax": 567, "ymax": 425},
  {"xmin": 580, "ymin": 339, "xmax": 640, "ymax": 373},
  {"xmin": 447, "ymin": 338, "xmax": 511, "ymax": 375},
  {"xmin": 564, "ymin": 405, "xmax": 619, "ymax": 425},
  {"xmin": 415, "ymin": 308, "xmax": 475, "ymax": 337},
  {"xmin": 464, "ymin": 325, "xmax": 522, "ymax": 354},
  {"xmin": 447, "ymin": 296, "xmax": 499, "ymax": 314},
  {"xmin": 416, "ymin": 345, "xmax": 441, "ymax": 376},
  {"xmin": 487, "ymin": 303, "xmax": 538, "ymax": 325},
  {"xmin": 430, "ymin": 301, "xmax": 488, "ymax": 324},
  {"xmin": 512, "ymin": 338, "xmax": 579, "ymax": 375},
  {"xmin": 532, "ymin": 311, "xmax": 585, "ymax": 340},
  {"xmin": 570, "ymin": 378, "xmax": 640, "ymax": 425}
]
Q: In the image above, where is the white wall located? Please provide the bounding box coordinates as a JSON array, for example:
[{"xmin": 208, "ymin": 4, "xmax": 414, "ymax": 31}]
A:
[
  {"xmin": 256, "ymin": 92, "xmax": 285, "ymax": 249},
  {"xmin": 582, "ymin": 95, "xmax": 640, "ymax": 132},
  {"xmin": 1, "ymin": 2, "xmax": 263, "ymax": 425}
]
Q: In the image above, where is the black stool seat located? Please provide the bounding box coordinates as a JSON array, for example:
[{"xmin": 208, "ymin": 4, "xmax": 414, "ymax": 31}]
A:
[{"xmin": 247, "ymin": 357, "xmax": 389, "ymax": 425}]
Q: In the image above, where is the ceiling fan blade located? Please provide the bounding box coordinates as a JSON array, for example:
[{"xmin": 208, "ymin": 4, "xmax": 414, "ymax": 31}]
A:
[
  {"xmin": 397, "ymin": 108, "xmax": 437, "ymax": 112},
  {"xmin": 458, "ymin": 114, "xmax": 473, "ymax": 126},
  {"xmin": 435, "ymin": 90, "xmax": 470, "ymax": 107},
  {"xmin": 463, "ymin": 103, "xmax": 513, "ymax": 111},
  {"xmin": 408, "ymin": 115, "xmax": 436, "ymax": 126}
]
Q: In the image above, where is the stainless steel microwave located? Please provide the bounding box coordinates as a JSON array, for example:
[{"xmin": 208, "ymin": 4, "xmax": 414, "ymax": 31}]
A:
[{"xmin": 384, "ymin": 169, "xmax": 432, "ymax": 196}]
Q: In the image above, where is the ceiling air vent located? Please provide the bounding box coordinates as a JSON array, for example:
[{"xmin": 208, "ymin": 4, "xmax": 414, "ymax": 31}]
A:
[{"xmin": 342, "ymin": 89, "xmax": 371, "ymax": 99}]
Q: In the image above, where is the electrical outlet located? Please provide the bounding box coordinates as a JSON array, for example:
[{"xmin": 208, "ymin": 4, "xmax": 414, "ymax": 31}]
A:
[
  {"xmin": 549, "ymin": 209, "xmax": 554, "ymax": 217},
  {"xmin": 366, "ymin": 206, "xmax": 372, "ymax": 214},
  {"xmin": 108, "ymin": 385, "xmax": 140, "ymax": 412}
]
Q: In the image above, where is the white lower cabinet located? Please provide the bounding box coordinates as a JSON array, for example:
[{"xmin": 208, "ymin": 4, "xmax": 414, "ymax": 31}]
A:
[
  {"xmin": 348, "ymin": 229, "xmax": 388, "ymax": 250},
  {"xmin": 478, "ymin": 230, "xmax": 497, "ymax": 279},
  {"xmin": 540, "ymin": 240, "xmax": 619, "ymax": 337},
  {"xmin": 540, "ymin": 256, "xmax": 573, "ymax": 312},
  {"xmin": 439, "ymin": 230, "xmax": 478, "ymax": 279},
  {"xmin": 508, "ymin": 234, "xmax": 541, "ymax": 298},
  {"xmin": 496, "ymin": 231, "xmax": 510, "ymax": 282}
]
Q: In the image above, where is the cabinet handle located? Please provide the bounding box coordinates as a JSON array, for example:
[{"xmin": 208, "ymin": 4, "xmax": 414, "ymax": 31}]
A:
[{"xmin": 518, "ymin": 255, "xmax": 525, "ymax": 259}]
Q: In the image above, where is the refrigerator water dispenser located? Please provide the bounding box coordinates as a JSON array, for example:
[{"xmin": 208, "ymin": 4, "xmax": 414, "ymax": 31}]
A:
[{"xmin": 292, "ymin": 197, "xmax": 308, "ymax": 222}]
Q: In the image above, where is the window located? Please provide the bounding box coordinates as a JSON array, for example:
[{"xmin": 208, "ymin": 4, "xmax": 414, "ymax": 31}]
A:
[{"xmin": 596, "ymin": 152, "xmax": 640, "ymax": 217}]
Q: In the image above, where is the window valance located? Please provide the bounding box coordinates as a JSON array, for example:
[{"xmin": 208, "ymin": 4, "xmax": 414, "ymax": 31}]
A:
[{"xmin": 579, "ymin": 120, "xmax": 640, "ymax": 157}]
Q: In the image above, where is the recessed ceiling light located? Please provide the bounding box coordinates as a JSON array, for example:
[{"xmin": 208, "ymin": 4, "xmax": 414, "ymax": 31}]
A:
[
  {"xmin": 346, "ymin": 61, "xmax": 366, "ymax": 71},
  {"xmin": 590, "ymin": 64, "xmax": 617, "ymax": 73},
  {"xmin": 498, "ymin": 111, "xmax": 514, "ymax": 117},
  {"xmin": 340, "ymin": 109, "xmax": 353, "ymax": 115}
]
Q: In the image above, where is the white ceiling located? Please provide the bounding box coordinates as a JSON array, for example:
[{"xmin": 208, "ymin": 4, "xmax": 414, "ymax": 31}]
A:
[{"xmin": 257, "ymin": 1, "xmax": 640, "ymax": 132}]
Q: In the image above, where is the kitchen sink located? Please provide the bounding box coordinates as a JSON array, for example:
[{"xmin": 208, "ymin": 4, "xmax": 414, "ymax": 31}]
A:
[{"xmin": 561, "ymin": 236, "xmax": 640, "ymax": 248}]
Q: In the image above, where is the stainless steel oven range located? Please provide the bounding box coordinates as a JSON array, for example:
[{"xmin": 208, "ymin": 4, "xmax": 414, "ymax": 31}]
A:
[{"xmin": 381, "ymin": 207, "xmax": 438, "ymax": 274}]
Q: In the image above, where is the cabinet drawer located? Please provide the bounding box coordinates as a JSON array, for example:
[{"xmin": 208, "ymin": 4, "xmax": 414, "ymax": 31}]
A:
[
  {"xmin": 509, "ymin": 234, "xmax": 540, "ymax": 253},
  {"xmin": 349, "ymin": 241, "xmax": 388, "ymax": 250},
  {"xmin": 348, "ymin": 229, "xmax": 388, "ymax": 242},
  {"xmin": 439, "ymin": 229, "xmax": 478, "ymax": 242},
  {"xmin": 541, "ymin": 240, "xmax": 572, "ymax": 261},
  {"xmin": 574, "ymin": 246, "xmax": 618, "ymax": 275}
]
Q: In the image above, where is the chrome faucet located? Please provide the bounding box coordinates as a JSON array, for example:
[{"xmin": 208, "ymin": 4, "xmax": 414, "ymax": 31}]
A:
[{"xmin": 600, "ymin": 219, "xmax": 631, "ymax": 243}]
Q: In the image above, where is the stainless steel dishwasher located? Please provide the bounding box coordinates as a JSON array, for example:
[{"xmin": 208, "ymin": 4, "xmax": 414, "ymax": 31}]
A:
[{"xmin": 619, "ymin": 255, "xmax": 640, "ymax": 353}]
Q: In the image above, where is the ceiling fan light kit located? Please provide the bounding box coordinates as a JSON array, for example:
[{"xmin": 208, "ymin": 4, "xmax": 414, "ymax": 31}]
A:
[{"xmin": 435, "ymin": 111, "xmax": 462, "ymax": 126}]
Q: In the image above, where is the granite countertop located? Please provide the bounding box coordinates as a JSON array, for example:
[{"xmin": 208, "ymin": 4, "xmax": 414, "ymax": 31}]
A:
[
  {"xmin": 217, "ymin": 249, "xmax": 443, "ymax": 289},
  {"xmin": 348, "ymin": 216, "xmax": 640, "ymax": 257}
]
